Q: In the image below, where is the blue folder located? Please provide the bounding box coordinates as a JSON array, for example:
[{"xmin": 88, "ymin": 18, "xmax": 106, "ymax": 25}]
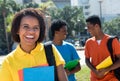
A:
[{"xmin": 23, "ymin": 66, "xmax": 54, "ymax": 81}]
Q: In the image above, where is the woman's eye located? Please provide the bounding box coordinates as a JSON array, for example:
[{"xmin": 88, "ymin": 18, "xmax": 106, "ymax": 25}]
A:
[
  {"xmin": 33, "ymin": 27, "xmax": 40, "ymax": 31},
  {"xmin": 23, "ymin": 26, "xmax": 29, "ymax": 29}
]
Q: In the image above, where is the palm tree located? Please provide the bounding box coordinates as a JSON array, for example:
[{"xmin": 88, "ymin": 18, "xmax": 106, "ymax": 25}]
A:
[
  {"xmin": 38, "ymin": 0, "xmax": 56, "ymax": 41},
  {"xmin": 0, "ymin": 0, "xmax": 10, "ymax": 53},
  {"xmin": 0, "ymin": 0, "xmax": 19, "ymax": 53},
  {"xmin": 39, "ymin": 0, "xmax": 56, "ymax": 15}
]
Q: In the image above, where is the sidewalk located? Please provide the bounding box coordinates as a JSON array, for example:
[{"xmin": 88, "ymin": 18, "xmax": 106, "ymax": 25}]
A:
[
  {"xmin": 0, "ymin": 55, "xmax": 6, "ymax": 64},
  {"xmin": 76, "ymin": 47, "xmax": 85, "ymax": 51},
  {"xmin": 77, "ymin": 50, "xmax": 86, "ymax": 65}
]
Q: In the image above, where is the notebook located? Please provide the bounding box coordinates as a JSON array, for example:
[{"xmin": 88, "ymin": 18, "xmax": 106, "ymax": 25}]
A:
[
  {"xmin": 19, "ymin": 66, "xmax": 54, "ymax": 81},
  {"xmin": 96, "ymin": 56, "xmax": 113, "ymax": 70},
  {"xmin": 64, "ymin": 59, "xmax": 79, "ymax": 71}
]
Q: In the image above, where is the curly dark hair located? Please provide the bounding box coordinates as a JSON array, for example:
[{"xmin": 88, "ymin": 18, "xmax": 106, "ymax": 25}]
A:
[
  {"xmin": 50, "ymin": 19, "xmax": 68, "ymax": 38},
  {"xmin": 11, "ymin": 8, "xmax": 46, "ymax": 43}
]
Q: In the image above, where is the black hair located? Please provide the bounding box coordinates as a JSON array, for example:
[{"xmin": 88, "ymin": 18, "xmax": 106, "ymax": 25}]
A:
[
  {"xmin": 11, "ymin": 8, "xmax": 46, "ymax": 42},
  {"xmin": 86, "ymin": 15, "xmax": 101, "ymax": 28},
  {"xmin": 50, "ymin": 19, "xmax": 68, "ymax": 38}
]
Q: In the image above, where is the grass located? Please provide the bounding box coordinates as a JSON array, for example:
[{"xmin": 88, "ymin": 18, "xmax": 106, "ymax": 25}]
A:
[{"xmin": 76, "ymin": 65, "xmax": 90, "ymax": 81}]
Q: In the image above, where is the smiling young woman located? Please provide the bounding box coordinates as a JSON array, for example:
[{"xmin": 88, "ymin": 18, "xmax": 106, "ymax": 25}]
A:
[{"xmin": 0, "ymin": 8, "xmax": 68, "ymax": 81}]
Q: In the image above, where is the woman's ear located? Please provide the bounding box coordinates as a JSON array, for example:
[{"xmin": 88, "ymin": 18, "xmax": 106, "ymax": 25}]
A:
[{"xmin": 16, "ymin": 30, "xmax": 19, "ymax": 35}]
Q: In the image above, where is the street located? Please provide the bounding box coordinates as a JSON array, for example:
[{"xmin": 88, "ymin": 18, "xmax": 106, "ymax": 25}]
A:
[
  {"xmin": 0, "ymin": 50, "xmax": 85, "ymax": 65},
  {"xmin": 77, "ymin": 50, "xmax": 85, "ymax": 65}
]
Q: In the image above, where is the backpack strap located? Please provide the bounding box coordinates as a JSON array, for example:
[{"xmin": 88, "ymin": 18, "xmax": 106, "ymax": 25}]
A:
[
  {"xmin": 107, "ymin": 36, "xmax": 118, "ymax": 62},
  {"xmin": 44, "ymin": 43, "xmax": 59, "ymax": 81}
]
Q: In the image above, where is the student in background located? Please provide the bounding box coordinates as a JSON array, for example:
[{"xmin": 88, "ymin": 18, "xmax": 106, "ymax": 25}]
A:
[
  {"xmin": 85, "ymin": 15, "xmax": 120, "ymax": 81},
  {"xmin": 50, "ymin": 19, "xmax": 81, "ymax": 81},
  {"xmin": 0, "ymin": 8, "xmax": 68, "ymax": 81}
]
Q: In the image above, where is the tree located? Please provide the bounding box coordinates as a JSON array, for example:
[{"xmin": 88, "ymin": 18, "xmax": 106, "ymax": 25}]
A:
[
  {"xmin": 0, "ymin": 0, "xmax": 21, "ymax": 54},
  {"xmin": 0, "ymin": 0, "xmax": 12, "ymax": 53},
  {"xmin": 24, "ymin": 2, "xmax": 39, "ymax": 8},
  {"xmin": 103, "ymin": 17, "xmax": 120, "ymax": 37},
  {"xmin": 39, "ymin": 0, "xmax": 56, "ymax": 15},
  {"xmin": 48, "ymin": 6, "xmax": 85, "ymax": 38}
]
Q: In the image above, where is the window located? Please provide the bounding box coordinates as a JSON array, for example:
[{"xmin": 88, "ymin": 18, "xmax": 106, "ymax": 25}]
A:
[
  {"xmin": 85, "ymin": 12, "xmax": 90, "ymax": 15},
  {"xmin": 84, "ymin": 5, "xmax": 90, "ymax": 9},
  {"xmin": 23, "ymin": 0, "xmax": 32, "ymax": 4}
]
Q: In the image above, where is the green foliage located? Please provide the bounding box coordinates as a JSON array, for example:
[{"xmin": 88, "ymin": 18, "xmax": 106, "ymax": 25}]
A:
[
  {"xmin": 6, "ymin": 14, "xmax": 14, "ymax": 32},
  {"xmin": 0, "ymin": 0, "xmax": 20, "ymax": 15},
  {"xmin": 39, "ymin": 0, "xmax": 56, "ymax": 15},
  {"xmin": 24, "ymin": 2, "xmax": 39, "ymax": 8},
  {"xmin": 0, "ymin": 0, "xmax": 20, "ymax": 54},
  {"xmin": 103, "ymin": 17, "xmax": 120, "ymax": 36},
  {"xmin": 48, "ymin": 6, "xmax": 85, "ymax": 38},
  {"xmin": 0, "ymin": 15, "xmax": 8, "ymax": 54}
]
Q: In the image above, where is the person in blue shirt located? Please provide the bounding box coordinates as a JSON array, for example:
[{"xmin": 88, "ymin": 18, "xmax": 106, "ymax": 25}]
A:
[{"xmin": 50, "ymin": 19, "xmax": 81, "ymax": 81}]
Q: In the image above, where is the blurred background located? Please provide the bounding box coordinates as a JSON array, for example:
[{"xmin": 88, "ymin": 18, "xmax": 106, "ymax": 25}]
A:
[{"xmin": 0, "ymin": 0, "xmax": 120, "ymax": 55}]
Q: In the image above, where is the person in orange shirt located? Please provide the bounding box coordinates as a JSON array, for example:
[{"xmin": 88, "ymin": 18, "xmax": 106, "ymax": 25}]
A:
[
  {"xmin": 85, "ymin": 15, "xmax": 120, "ymax": 81},
  {"xmin": 0, "ymin": 8, "xmax": 68, "ymax": 81}
]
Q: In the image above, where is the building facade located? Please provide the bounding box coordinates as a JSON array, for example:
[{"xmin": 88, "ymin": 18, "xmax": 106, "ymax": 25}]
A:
[
  {"xmin": 71, "ymin": 0, "xmax": 120, "ymax": 21},
  {"xmin": 15, "ymin": 0, "xmax": 70, "ymax": 9}
]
